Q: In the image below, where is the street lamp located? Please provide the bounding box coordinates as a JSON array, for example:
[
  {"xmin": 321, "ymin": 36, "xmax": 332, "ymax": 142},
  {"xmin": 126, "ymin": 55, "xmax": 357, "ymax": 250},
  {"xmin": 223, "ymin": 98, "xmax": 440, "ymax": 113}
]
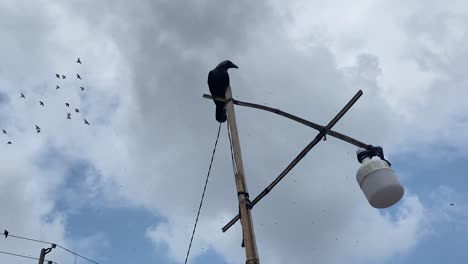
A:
[
  {"xmin": 203, "ymin": 87, "xmax": 405, "ymax": 263},
  {"xmin": 356, "ymin": 147, "xmax": 404, "ymax": 209}
]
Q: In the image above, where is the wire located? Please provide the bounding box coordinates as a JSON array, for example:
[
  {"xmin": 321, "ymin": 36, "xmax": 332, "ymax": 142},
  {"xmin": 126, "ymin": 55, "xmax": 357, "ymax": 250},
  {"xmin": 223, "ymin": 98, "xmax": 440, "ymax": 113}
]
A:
[
  {"xmin": 0, "ymin": 249, "xmax": 39, "ymax": 261},
  {"xmin": 7, "ymin": 234, "xmax": 53, "ymax": 245},
  {"xmin": 184, "ymin": 122, "xmax": 222, "ymax": 264},
  {"xmin": 0, "ymin": 249, "xmax": 58, "ymax": 263},
  {"xmin": 226, "ymin": 118, "xmax": 237, "ymax": 176},
  {"xmin": 4, "ymin": 233, "xmax": 99, "ymax": 264},
  {"xmin": 56, "ymin": 245, "xmax": 99, "ymax": 264}
]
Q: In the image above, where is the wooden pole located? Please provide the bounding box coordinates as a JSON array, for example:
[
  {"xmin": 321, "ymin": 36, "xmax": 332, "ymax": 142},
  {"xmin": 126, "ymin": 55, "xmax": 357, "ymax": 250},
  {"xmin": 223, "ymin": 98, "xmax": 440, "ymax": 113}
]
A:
[
  {"xmin": 38, "ymin": 248, "xmax": 46, "ymax": 264},
  {"xmin": 225, "ymin": 85, "xmax": 260, "ymax": 264},
  {"xmin": 38, "ymin": 246, "xmax": 53, "ymax": 264}
]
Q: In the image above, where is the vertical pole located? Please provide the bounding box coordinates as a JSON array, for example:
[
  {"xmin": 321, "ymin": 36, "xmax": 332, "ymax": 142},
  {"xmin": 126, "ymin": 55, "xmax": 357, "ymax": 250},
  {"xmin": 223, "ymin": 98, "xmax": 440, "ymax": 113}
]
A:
[
  {"xmin": 225, "ymin": 85, "xmax": 260, "ymax": 264},
  {"xmin": 38, "ymin": 248, "xmax": 46, "ymax": 264}
]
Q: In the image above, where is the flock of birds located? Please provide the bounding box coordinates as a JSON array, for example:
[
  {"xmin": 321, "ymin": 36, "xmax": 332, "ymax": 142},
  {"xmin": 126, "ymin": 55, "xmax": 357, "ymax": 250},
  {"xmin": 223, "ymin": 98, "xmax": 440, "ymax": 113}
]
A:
[{"xmin": 2, "ymin": 58, "xmax": 90, "ymax": 145}]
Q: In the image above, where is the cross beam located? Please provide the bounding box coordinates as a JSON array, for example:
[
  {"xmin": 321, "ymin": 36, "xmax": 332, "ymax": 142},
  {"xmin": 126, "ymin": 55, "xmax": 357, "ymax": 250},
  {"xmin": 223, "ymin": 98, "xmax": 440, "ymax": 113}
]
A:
[{"xmin": 203, "ymin": 90, "xmax": 365, "ymax": 232}]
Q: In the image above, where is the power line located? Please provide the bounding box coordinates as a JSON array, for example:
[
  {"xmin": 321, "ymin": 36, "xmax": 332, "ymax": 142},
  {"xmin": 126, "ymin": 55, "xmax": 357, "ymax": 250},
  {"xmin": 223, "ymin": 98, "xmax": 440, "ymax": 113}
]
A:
[
  {"xmin": 56, "ymin": 245, "xmax": 99, "ymax": 264},
  {"xmin": 3, "ymin": 231, "xmax": 100, "ymax": 264},
  {"xmin": 0, "ymin": 249, "xmax": 58, "ymax": 263},
  {"xmin": 184, "ymin": 122, "xmax": 222, "ymax": 264},
  {"xmin": 8, "ymin": 234, "xmax": 52, "ymax": 245}
]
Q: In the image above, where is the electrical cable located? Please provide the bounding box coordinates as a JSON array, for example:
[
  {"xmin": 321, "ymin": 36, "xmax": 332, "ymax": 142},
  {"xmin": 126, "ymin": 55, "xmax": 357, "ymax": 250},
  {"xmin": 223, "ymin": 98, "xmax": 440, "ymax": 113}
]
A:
[
  {"xmin": 184, "ymin": 122, "xmax": 222, "ymax": 264},
  {"xmin": 3, "ymin": 232, "xmax": 99, "ymax": 264},
  {"xmin": 0, "ymin": 249, "xmax": 58, "ymax": 263}
]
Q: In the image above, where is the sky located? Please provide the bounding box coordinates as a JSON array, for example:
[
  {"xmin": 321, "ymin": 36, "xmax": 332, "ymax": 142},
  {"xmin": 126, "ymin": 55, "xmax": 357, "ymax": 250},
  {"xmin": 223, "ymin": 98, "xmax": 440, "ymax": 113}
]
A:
[{"xmin": 0, "ymin": 0, "xmax": 467, "ymax": 263}]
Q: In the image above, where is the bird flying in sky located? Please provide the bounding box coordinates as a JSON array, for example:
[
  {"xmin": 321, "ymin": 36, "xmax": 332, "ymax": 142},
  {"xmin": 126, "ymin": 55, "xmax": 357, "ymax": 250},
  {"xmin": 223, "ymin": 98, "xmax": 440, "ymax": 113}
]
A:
[
  {"xmin": 56, "ymin": 85, "xmax": 60, "ymax": 89},
  {"xmin": 77, "ymin": 74, "xmax": 81, "ymax": 80},
  {"xmin": 20, "ymin": 93, "xmax": 25, "ymax": 98},
  {"xmin": 7, "ymin": 141, "xmax": 11, "ymax": 145},
  {"xmin": 75, "ymin": 109, "xmax": 79, "ymax": 113},
  {"xmin": 39, "ymin": 101, "xmax": 44, "ymax": 106},
  {"xmin": 65, "ymin": 103, "xmax": 69, "ymax": 107},
  {"xmin": 207, "ymin": 60, "xmax": 238, "ymax": 123},
  {"xmin": 84, "ymin": 119, "xmax": 90, "ymax": 125},
  {"xmin": 2, "ymin": 129, "xmax": 6, "ymax": 134},
  {"xmin": 80, "ymin": 86, "xmax": 84, "ymax": 91},
  {"xmin": 35, "ymin": 125, "xmax": 41, "ymax": 133},
  {"xmin": 77, "ymin": 58, "xmax": 81, "ymax": 64},
  {"xmin": 67, "ymin": 113, "xmax": 71, "ymax": 119},
  {"xmin": 56, "ymin": 73, "xmax": 60, "ymax": 78},
  {"xmin": 61, "ymin": 75, "xmax": 66, "ymax": 79}
]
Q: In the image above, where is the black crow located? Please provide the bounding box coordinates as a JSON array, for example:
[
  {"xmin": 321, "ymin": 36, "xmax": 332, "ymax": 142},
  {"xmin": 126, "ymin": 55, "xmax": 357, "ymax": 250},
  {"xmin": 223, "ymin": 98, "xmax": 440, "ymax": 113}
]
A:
[
  {"xmin": 7, "ymin": 141, "xmax": 11, "ymax": 144},
  {"xmin": 84, "ymin": 119, "xmax": 90, "ymax": 125},
  {"xmin": 39, "ymin": 101, "xmax": 44, "ymax": 106},
  {"xmin": 77, "ymin": 74, "xmax": 81, "ymax": 80},
  {"xmin": 67, "ymin": 113, "xmax": 71, "ymax": 119},
  {"xmin": 3, "ymin": 230, "xmax": 8, "ymax": 238},
  {"xmin": 61, "ymin": 75, "xmax": 66, "ymax": 79},
  {"xmin": 56, "ymin": 85, "xmax": 60, "ymax": 89},
  {"xmin": 207, "ymin": 60, "xmax": 238, "ymax": 123},
  {"xmin": 77, "ymin": 58, "xmax": 81, "ymax": 64},
  {"xmin": 65, "ymin": 103, "xmax": 69, "ymax": 107},
  {"xmin": 56, "ymin": 74, "xmax": 60, "ymax": 78},
  {"xmin": 80, "ymin": 86, "xmax": 84, "ymax": 91},
  {"xmin": 20, "ymin": 93, "xmax": 25, "ymax": 98},
  {"xmin": 2, "ymin": 129, "xmax": 6, "ymax": 134},
  {"xmin": 35, "ymin": 125, "xmax": 41, "ymax": 132},
  {"xmin": 75, "ymin": 108, "xmax": 79, "ymax": 113}
]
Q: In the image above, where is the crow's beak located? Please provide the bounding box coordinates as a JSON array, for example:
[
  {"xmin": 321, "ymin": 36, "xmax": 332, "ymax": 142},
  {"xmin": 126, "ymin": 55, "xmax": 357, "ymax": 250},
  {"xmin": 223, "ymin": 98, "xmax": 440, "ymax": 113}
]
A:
[{"xmin": 231, "ymin": 63, "xmax": 239, "ymax": 69}]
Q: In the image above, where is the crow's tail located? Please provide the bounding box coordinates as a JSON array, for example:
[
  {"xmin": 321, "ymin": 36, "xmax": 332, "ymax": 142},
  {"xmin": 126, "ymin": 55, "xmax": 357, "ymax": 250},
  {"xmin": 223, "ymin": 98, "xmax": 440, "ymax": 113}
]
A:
[{"xmin": 215, "ymin": 104, "xmax": 227, "ymax": 123}]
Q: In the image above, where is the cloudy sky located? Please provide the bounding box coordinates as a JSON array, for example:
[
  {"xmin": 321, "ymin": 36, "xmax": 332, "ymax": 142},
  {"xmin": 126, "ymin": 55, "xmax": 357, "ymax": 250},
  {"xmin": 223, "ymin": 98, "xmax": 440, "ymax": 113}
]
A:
[{"xmin": 0, "ymin": 0, "xmax": 467, "ymax": 263}]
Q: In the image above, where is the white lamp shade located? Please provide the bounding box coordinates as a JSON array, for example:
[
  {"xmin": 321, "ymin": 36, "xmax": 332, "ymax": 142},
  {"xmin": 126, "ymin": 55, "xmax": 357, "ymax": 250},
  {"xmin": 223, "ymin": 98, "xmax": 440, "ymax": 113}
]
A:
[{"xmin": 356, "ymin": 158, "xmax": 404, "ymax": 208}]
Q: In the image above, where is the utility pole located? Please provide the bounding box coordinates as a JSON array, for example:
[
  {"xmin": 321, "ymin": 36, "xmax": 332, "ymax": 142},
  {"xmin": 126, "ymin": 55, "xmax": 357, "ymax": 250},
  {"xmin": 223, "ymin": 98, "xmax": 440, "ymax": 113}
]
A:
[
  {"xmin": 38, "ymin": 244, "xmax": 55, "ymax": 264},
  {"xmin": 224, "ymin": 85, "xmax": 260, "ymax": 264}
]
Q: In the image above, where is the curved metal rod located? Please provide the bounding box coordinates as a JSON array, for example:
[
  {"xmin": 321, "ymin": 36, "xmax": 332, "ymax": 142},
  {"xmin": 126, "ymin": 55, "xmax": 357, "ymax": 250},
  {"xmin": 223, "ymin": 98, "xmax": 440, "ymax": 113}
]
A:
[{"xmin": 202, "ymin": 93, "xmax": 368, "ymax": 149}]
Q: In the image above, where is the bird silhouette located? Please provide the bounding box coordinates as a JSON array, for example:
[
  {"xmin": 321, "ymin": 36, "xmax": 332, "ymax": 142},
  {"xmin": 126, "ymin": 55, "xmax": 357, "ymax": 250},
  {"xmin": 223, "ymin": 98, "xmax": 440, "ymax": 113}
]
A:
[
  {"xmin": 56, "ymin": 74, "xmax": 60, "ymax": 78},
  {"xmin": 20, "ymin": 93, "xmax": 25, "ymax": 98},
  {"xmin": 77, "ymin": 74, "xmax": 81, "ymax": 80},
  {"xmin": 450, "ymin": 203, "xmax": 454, "ymax": 206},
  {"xmin": 65, "ymin": 103, "xmax": 69, "ymax": 107},
  {"xmin": 80, "ymin": 87, "xmax": 84, "ymax": 91},
  {"xmin": 39, "ymin": 101, "xmax": 44, "ymax": 106},
  {"xmin": 2, "ymin": 129, "xmax": 6, "ymax": 134},
  {"xmin": 56, "ymin": 85, "xmax": 60, "ymax": 89},
  {"xmin": 61, "ymin": 75, "xmax": 66, "ymax": 79},
  {"xmin": 77, "ymin": 58, "xmax": 81, "ymax": 64},
  {"xmin": 7, "ymin": 141, "xmax": 11, "ymax": 145},
  {"xmin": 84, "ymin": 119, "xmax": 90, "ymax": 125},
  {"xmin": 35, "ymin": 125, "xmax": 41, "ymax": 133},
  {"xmin": 3, "ymin": 230, "xmax": 8, "ymax": 238},
  {"xmin": 75, "ymin": 109, "xmax": 79, "ymax": 113},
  {"xmin": 207, "ymin": 60, "xmax": 239, "ymax": 122},
  {"xmin": 67, "ymin": 113, "xmax": 71, "ymax": 119}
]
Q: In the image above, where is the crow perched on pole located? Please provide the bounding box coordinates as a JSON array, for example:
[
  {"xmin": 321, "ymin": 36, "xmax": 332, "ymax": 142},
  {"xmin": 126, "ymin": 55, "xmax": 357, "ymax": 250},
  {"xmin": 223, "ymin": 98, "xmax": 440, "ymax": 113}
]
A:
[{"xmin": 207, "ymin": 60, "xmax": 238, "ymax": 123}]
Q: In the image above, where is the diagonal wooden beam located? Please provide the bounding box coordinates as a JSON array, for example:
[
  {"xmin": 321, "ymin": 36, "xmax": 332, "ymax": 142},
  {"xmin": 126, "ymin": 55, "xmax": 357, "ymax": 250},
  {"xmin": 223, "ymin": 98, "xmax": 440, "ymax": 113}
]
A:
[{"xmin": 214, "ymin": 90, "xmax": 364, "ymax": 232}]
